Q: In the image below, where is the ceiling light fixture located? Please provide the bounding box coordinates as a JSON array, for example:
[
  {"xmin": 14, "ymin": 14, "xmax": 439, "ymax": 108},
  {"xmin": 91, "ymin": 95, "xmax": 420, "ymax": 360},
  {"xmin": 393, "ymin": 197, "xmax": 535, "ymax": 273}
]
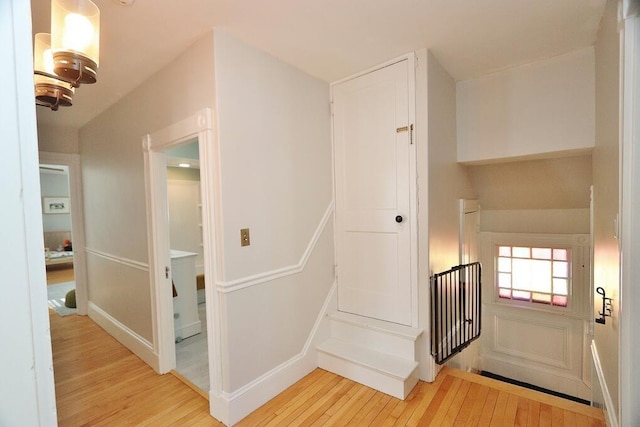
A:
[{"xmin": 34, "ymin": 0, "xmax": 100, "ymax": 111}]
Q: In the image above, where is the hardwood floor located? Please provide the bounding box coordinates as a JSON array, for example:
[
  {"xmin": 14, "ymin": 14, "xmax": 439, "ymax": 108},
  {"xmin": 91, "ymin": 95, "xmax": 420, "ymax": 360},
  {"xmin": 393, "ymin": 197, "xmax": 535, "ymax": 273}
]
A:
[
  {"xmin": 50, "ymin": 310, "xmax": 220, "ymax": 426},
  {"xmin": 51, "ymin": 311, "xmax": 604, "ymax": 426},
  {"xmin": 46, "ymin": 265, "xmax": 75, "ymax": 285}
]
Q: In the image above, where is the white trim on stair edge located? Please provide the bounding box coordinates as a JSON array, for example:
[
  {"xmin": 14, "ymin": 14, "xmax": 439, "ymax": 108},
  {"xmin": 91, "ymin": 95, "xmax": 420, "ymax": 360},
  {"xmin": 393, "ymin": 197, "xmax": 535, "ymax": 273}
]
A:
[{"xmin": 211, "ymin": 281, "xmax": 337, "ymax": 426}]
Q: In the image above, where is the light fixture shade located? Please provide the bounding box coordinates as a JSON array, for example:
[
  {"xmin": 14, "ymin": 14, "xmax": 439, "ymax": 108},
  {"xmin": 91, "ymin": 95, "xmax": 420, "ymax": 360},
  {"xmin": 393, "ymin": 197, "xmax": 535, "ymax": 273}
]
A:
[
  {"xmin": 51, "ymin": 0, "xmax": 100, "ymax": 84},
  {"xmin": 34, "ymin": 33, "xmax": 74, "ymax": 109}
]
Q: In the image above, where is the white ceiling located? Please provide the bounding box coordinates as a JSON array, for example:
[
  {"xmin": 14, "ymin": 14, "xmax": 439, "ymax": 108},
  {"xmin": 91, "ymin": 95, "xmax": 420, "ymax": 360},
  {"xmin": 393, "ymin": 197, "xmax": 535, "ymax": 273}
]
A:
[{"xmin": 31, "ymin": 0, "xmax": 607, "ymax": 129}]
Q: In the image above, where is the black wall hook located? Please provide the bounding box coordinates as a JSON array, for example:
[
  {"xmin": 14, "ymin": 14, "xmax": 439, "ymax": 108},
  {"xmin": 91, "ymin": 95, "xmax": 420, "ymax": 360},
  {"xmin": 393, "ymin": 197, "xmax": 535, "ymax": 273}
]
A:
[{"xmin": 595, "ymin": 286, "xmax": 612, "ymax": 325}]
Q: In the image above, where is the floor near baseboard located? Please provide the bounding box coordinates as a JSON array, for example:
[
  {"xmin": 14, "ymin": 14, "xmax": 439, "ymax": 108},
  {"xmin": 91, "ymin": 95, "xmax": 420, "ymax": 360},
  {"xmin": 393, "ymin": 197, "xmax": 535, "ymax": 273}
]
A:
[{"xmin": 480, "ymin": 371, "xmax": 590, "ymax": 406}]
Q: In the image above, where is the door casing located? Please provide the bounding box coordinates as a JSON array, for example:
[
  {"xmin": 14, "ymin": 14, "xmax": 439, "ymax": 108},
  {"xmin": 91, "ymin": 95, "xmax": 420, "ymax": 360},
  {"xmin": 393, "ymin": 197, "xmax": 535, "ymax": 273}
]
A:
[{"xmin": 143, "ymin": 108, "xmax": 224, "ymax": 418}]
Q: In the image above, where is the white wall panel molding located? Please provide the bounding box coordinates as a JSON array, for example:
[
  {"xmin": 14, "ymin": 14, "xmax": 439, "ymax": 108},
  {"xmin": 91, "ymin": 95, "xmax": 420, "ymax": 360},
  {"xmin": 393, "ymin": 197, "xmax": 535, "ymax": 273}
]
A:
[
  {"xmin": 212, "ymin": 282, "xmax": 337, "ymax": 426},
  {"xmin": 85, "ymin": 247, "xmax": 149, "ymax": 272},
  {"xmin": 492, "ymin": 313, "xmax": 572, "ymax": 369},
  {"xmin": 88, "ymin": 302, "xmax": 158, "ymax": 372},
  {"xmin": 216, "ymin": 201, "xmax": 334, "ymax": 294}
]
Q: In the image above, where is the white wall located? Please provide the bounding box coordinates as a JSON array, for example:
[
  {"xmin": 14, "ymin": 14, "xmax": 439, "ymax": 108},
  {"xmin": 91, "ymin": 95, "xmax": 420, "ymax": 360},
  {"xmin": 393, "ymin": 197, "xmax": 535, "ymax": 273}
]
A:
[
  {"xmin": 592, "ymin": 0, "xmax": 620, "ymax": 423},
  {"xmin": 37, "ymin": 124, "xmax": 80, "ymax": 153},
  {"xmin": 213, "ymin": 30, "xmax": 334, "ymax": 393},
  {"xmin": 457, "ymin": 48, "xmax": 596, "ymax": 163},
  {"xmin": 167, "ymin": 168, "xmax": 204, "ymax": 274},
  {"xmin": 467, "ymin": 155, "xmax": 593, "ymax": 234},
  {"xmin": 80, "ymin": 33, "xmax": 216, "ymax": 343},
  {"xmin": 416, "ymin": 50, "xmax": 476, "ymax": 375},
  {"xmin": 0, "ymin": 0, "xmax": 57, "ymax": 424},
  {"xmin": 426, "ymin": 51, "xmax": 475, "ymax": 277}
]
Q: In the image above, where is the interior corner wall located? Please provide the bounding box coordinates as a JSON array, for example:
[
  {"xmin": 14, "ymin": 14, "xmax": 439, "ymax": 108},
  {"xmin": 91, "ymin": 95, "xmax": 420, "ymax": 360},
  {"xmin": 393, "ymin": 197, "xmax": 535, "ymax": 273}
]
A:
[
  {"xmin": 213, "ymin": 30, "xmax": 334, "ymax": 394},
  {"xmin": 79, "ymin": 32, "xmax": 216, "ymax": 343},
  {"xmin": 426, "ymin": 51, "xmax": 475, "ymax": 274},
  {"xmin": 457, "ymin": 48, "xmax": 596, "ymax": 164},
  {"xmin": 37, "ymin": 124, "xmax": 80, "ymax": 154},
  {"xmin": 592, "ymin": 0, "xmax": 620, "ymax": 422},
  {"xmin": 414, "ymin": 50, "xmax": 477, "ymax": 378}
]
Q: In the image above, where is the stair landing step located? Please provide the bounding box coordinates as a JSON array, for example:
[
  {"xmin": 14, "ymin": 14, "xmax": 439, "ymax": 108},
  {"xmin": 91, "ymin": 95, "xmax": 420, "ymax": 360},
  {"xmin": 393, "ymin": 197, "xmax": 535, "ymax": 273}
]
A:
[
  {"xmin": 317, "ymin": 338, "xmax": 418, "ymax": 379},
  {"xmin": 329, "ymin": 311, "xmax": 423, "ymax": 341}
]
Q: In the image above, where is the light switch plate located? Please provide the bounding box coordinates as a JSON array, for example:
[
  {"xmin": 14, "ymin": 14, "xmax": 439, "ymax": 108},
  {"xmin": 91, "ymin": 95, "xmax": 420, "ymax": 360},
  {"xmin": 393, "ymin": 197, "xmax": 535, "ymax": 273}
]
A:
[{"xmin": 240, "ymin": 228, "xmax": 250, "ymax": 247}]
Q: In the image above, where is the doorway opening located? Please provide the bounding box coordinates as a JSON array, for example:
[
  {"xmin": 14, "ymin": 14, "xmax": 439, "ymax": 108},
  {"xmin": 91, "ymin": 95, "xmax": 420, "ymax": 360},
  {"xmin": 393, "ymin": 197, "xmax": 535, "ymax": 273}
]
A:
[
  {"xmin": 39, "ymin": 152, "xmax": 88, "ymax": 317},
  {"xmin": 164, "ymin": 140, "xmax": 208, "ymax": 391},
  {"xmin": 143, "ymin": 108, "xmax": 223, "ymax": 415}
]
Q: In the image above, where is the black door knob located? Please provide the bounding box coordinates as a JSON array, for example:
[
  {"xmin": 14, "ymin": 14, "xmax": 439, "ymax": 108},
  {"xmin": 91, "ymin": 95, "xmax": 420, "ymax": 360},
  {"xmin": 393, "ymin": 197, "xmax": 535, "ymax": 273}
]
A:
[{"xmin": 395, "ymin": 215, "xmax": 403, "ymax": 223}]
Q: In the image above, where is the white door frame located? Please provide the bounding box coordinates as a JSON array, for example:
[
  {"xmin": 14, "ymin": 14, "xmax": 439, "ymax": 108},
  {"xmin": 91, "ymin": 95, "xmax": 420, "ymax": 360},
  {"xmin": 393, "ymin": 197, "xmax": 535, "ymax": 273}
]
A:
[
  {"xmin": 3, "ymin": 0, "xmax": 57, "ymax": 422},
  {"xmin": 619, "ymin": 2, "xmax": 640, "ymax": 424},
  {"xmin": 458, "ymin": 199, "xmax": 480, "ymax": 265},
  {"xmin": 39, "ymin": 151, "xmax": 89, "ymax": 315},
  {"xmin": 142, "ymin": 108, "xmax": 225, "ymax": 416}
]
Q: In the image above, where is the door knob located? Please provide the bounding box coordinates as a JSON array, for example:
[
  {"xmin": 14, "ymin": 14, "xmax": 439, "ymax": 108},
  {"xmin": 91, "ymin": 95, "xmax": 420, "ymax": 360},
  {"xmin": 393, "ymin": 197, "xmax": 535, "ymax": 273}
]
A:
[{"xmin": 395, "ymin": 215, "xmax": 403, "ymax": 223}]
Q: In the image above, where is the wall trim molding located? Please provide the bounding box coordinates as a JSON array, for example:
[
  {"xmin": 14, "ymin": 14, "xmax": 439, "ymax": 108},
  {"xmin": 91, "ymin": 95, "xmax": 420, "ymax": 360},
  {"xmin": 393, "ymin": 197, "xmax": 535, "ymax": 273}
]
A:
[
  {"xmin": 87, "ymin": 302, "xmax": 159, "ymax": 372},
  {"xmin": 211, "ymin": 281, "xmax": 337, "ymax": 426},
  {"xmin": 85, "ymin": 247, "xmax": 149, "ymax": 272},
  {"xmin": 215, "ymin": 201, "xmax": 334, "ymax": 294},
  {"xmin": 591, "ymin": 340, "xmax": 618, "ymax": 427}
]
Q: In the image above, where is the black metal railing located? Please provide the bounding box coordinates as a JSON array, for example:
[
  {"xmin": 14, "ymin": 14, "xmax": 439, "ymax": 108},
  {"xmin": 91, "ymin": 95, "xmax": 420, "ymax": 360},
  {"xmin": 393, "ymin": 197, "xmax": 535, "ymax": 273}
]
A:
[{"xmin": 430, "ymin": 262, "xmax": 482, "ymax": 364}]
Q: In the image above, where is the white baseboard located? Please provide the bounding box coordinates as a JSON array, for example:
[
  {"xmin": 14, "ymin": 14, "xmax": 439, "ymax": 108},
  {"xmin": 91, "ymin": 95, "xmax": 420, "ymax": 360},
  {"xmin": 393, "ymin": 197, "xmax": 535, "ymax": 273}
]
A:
[
  {"xmin": 591, "ymin": 340, "xmax": 618, "ymax": 427},
  {"xmin": 88, "ymin": 301, "xmax": 159, "ymax": 372},
  {"xmin": 175, "ymin": 320, "xmax": 202, "ymax": 341},
  {"xmin": 221, "ymin": 351, "xmax": 318, "ymax": 426},
  {"xmin": 210, "ymin": 282, "xmax": 337, "ymax": 426}
]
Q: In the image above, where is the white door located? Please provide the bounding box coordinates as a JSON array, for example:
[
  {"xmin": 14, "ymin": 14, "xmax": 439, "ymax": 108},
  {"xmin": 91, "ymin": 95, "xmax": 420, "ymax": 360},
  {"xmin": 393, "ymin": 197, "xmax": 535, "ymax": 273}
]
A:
[{"xmin": 333, "ymin": 59, "xmax": 413, "ymax": 326}]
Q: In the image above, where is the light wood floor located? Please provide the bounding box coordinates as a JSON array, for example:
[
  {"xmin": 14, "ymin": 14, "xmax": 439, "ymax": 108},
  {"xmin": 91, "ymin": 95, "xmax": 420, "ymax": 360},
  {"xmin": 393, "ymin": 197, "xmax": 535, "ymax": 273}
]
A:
[
  {"xmin": 46, "ymin": 265, "xmax": 75, "ymax": 285},
  {"xmin": 51, "ymin": 312, "xmax": 604, "ymax": 426}
]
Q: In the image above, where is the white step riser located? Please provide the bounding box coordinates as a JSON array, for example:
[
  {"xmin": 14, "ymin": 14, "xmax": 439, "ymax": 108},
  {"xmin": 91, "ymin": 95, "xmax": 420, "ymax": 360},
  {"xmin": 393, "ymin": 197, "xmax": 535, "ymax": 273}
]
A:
[
  {"xmin": 329, "ymin": 319, "xmax": 417, "ymax": 360},
  {"xmin": 318, "ymin": 351, "xmax": 419, "ymax": 400}
]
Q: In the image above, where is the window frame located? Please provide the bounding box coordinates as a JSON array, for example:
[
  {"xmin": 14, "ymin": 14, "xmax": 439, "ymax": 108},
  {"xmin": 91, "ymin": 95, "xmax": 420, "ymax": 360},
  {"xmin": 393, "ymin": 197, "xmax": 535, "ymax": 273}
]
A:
[
  {"xmin": 480, "ymin": 232, "xmax": 591, "ymax": 318},
  {"xmin": 495, "ymin": 244, "xmax": 572, "ymax": 308}
]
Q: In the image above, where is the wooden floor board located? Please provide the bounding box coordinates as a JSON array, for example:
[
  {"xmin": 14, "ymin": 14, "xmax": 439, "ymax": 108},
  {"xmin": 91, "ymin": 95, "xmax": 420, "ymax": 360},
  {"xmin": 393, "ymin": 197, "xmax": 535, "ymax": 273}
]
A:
[
  {"xmin": 51, "ymin": 311, "xmax": 604, "ymax": 426},
  {"xmin": 46, "ymin": 265, "xmax": 74, "ymax": 284}
]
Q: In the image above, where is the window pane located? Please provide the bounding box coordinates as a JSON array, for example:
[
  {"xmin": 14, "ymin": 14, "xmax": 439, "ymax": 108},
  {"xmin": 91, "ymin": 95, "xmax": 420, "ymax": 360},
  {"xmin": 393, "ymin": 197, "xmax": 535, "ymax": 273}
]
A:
[
  {"xmin": 513, "ymin": 247, "xmax": 530, "ymax": 258},
  {"xmin": 553, "ymin": 295, "xmax": 568, "ymax": 307},
  {"xmin": 513, "ymin": 290, "xmax": 530, "ymax": 301},
  {"xmin": 498, "ymin": 288, "xmax": 511, "ymax": 299},
  {"xmin": 532, "ymin": 293, "xmax": 551, "ymax": 304},
  {"xmin": 553, "ymin": 249, "xmax": 568, "ymax": 261},
  {"xmin": 499, "ymin": 246, "xmax": 511, "ymax": 257},
  {"xmin": 495, "ymin": 245, "xmax": 572, "ymax": 309},
  {"xmin": 532, "ymin": 248, "xmax": 552, "ymax": 259},
  {"xmin": 512, "ymin": 258, "xmax": 551, "ymax": 292},
  {"xmin": 498, "ymin": 273, "xmax": 511, "ymax": 288},
  {"xmin": 498, "ymin": 257, "xmax": 511, "ymax": 272},
  {"xmin": 553, "ymin": 278, "xmax": 568, "ymax": 295},
  {"xmin": 553, "ymin": 261, "xmax": 569, "ymax": 278}
]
